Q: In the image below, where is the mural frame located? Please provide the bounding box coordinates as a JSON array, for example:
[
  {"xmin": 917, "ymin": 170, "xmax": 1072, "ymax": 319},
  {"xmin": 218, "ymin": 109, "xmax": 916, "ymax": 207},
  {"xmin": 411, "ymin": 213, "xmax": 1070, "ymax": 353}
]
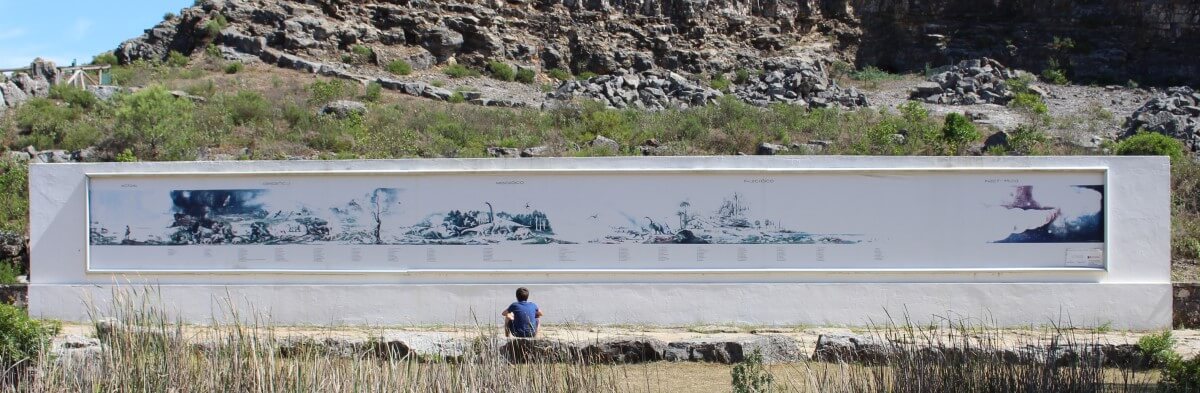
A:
[{"xmin": 82, "ymin": 166, "xmax": 1111, "ymax": 274}]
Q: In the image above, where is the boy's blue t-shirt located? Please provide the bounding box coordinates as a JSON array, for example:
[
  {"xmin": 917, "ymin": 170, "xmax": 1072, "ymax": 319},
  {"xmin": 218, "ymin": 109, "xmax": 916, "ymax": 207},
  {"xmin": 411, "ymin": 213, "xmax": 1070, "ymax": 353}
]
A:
[{"xmin": 506, "ymin": 301, "xmax": 539, "ymax": 337}]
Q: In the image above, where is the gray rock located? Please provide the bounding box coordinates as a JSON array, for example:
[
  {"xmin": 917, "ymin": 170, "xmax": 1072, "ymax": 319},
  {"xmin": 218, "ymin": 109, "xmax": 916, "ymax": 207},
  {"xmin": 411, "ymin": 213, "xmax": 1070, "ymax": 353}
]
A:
[
  {"xmin": 422, "ymin": 27, "xmax": 464, "ymax": 61},
  {"xmin": 812, "ymin": 334, "xmax": 896, "ymax": 364},
  {"xmin": 756, "ymin": 142, "xmax": 788, "ymax": 155},
  {"xmin": 590, "ymin": 135, "xmax": 620, "ymax": 153},
  {"xmin": 741, "ymin": 335, "xmax": 805, "ymax": 364},
  {"xmin": 487, "ymin": 146, "xmax": 520, "ymax": 157},
  {"xmin": 580, "ymin": 338, "xmax": 667, "ymax": 364},
  {"xmin": 87, "ymin": 86, "xmax": 124, "ymax": 101},
  {"xmin": 0, "ymin": 81, "xmax": 27, "ymax": 107},
  {"xmin": 12, "ymin": 73, "xmax": 49, "ymax": 98},
  {"xmin": 320, "ymin": 100, "xmax": 368, "ymax": 119},
  {"xmin": 520, "ymin": 145, "xmax": 551, "ymax": 157},
  {"xmin": 984, "ymin": 131, "xmax": 1010, "ymax": 151}
]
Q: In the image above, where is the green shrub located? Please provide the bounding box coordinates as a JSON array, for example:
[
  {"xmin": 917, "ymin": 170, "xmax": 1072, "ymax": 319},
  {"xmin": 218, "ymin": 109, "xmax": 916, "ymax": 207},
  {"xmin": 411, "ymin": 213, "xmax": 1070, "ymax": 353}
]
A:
[
  {"xmin": 363, "ymin": 82, "xmax": 383, "ymax": 103},
  {"xmin": 224, "ymin": 61, "xmax": 243, "ymax": 74},
  {"xmin": 166, "ymin": 50, "xmax": 189, "ymax": 67},
  {"xmin": 1162, "ymin": 354, "xmax": 1200, "ymax": 392},
  {"xmin": 547, "ymin": 68, "xmax": 571, "ymax": 81},
  {"xmin": 308, "ymin": 79, "xmax": 350, "ymax": 105},
  {"xmin": 386, "ymin": 60, "xmax": 412, "ymax": 76},
  {"xmin": 576, "ymin": 71, "xmax": 597, "ymax": 80},
  {"xmin": 0, "ymin": 303, "xmax": 60, "ymax": 373},
  {"xmin": 351, "ymin": 45, "xmax": 373, "ymax": 57},
  {"xmin": 731, "ymin": 349, "xmax": 773, "ymax": 393},
  {"xmin": 49, "ymin": 84, "xmax": 99, "ymax": 109},
  {"xmin": 487, "ymin": 61, "xmax": 515, "ymax": 82},
  {"xmin": 220, "ymin": 90, "xmax": 271, "ymax": 126},
  {"xmin": 734, "ymin": 69, "xmax": 752, "ymax": 84},
  {"xmin": 1041, "ymin": 68, "xmax": 1069, "ymax": 85},
  {"xmin": 1009, "ymin": 92, "xmax": 1048, "ymax": 115},
  {"xmin": 1040, "ymin": 59, "xmax": 1069, "ymax": 85},
  {"xmin": 114, "ymin": 86, "xmax": 196, "ymax": 159},
  {"xmin": 515, "ymin": 68, "xmax": 536, "ymax": 84},
  {"xmin": 115, "ymin": 149, "xmax": 138, "ymax": 163},
  {"xmin": 710, "ymin": 74, "xmax": 732, "ymax": 92},
  {"xmin": 0, "ymin": 160, "xmax": 29, "ymax": 234},
  {"xmin": 205, "ymin": 43, "xmax": 222, "ymax": 59},
  {"xmin": 828, "ymin": 61, "xmax": 854, "ymax": 79},
  {"xmin": 349, "ymin": 45, "xmax": 374, "ymax": 64},
  {"xmin": 448, "ymin": 91, "xmax": 466, "ymax": 104},
  {"xmin": 92, "ymin": 52, "xmax": 119, "ymax": 66},
  {"xmin": 163, "ymin": 12, "xmax": 176, "ymax": 21},
  {"xmin": 1005, "ymin": 125, "xmax": 1050, "ymax": 155},
  {"xmin": 898, "ymin": 101, "xmax": 929, "ymax": 123},
  {"xmin": 851, "ymin": 66, "xmax": 901, "ymax": 82},
  {"xmin": 204, "ymin": 14, "xmax": 228, "ymax": 38},
  {"xmin": 443, "ymin": 64, "xmax": 479, "ymax": 79},
  {"xmin": 1005, "ymin": 74, "xmax": 1036, "ymax": 95},
  {"xmin": 1116, "ymin": 132, "xmax": 1186, "ymax": 162},
  {"xmin": 0, "ymin": 262, "xmax": 18, "ymax": 284},
  {"xmin": 1139, "ymin": 330, "xmax": 1178, "ymax": 367},
  {"xmin": 941, "ymin": 112, "xmax": 979, "ymax": 146},
  {"xmin": 14, "ymin": 98, "xmax": 81, "ymax": 149}
]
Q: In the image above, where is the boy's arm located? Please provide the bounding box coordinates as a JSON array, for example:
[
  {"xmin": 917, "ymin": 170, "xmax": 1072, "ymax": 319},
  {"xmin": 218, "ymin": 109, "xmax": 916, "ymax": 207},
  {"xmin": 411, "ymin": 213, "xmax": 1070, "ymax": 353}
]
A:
[
  {"xmin": 502, "ymin": 305, "xmax": 515, "ymax": 320},
  {"xmin": 536, "ymin": 310, "xmax": 544, "ymax": 318}
]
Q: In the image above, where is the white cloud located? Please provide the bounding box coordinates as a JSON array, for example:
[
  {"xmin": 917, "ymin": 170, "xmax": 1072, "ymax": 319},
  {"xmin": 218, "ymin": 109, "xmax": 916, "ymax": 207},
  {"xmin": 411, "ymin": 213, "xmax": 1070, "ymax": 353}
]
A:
[{"xmin": 0, "ymin": 28, "xmax": 26, "ymax": 41}]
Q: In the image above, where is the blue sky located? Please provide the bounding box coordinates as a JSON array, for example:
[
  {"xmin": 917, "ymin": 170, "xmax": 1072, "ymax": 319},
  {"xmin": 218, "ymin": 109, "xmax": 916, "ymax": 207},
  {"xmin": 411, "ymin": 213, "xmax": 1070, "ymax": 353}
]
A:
[{"xmin": 0, "ymin": 0, "xmax": 193, "ymax": 69}]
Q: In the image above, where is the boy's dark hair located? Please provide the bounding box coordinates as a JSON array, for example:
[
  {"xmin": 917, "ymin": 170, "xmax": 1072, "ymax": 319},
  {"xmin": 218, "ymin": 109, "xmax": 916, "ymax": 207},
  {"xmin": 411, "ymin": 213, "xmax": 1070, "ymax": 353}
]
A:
[{"xmin": 516, "ymin": 287, "xmax": 530, "ymax": 301}]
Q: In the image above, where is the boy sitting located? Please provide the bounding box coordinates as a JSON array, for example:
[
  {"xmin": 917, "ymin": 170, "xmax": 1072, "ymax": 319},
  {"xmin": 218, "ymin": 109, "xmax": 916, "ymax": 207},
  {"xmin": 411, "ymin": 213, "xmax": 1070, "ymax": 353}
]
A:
[{"xmin": 502, "ymin": 287, "xmax": 542, "ymax": 338}]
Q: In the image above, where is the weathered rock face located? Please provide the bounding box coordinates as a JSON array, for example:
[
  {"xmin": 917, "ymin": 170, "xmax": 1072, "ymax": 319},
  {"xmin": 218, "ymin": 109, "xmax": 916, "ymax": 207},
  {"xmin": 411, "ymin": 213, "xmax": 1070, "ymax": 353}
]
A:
[
  {"xmin": 849, "ymin": 0, "xmax": 1200, "ymax": 86},
  {"xmin": 1121, "ymin": 86, "xmax": 1200, "ymax": 152},
  {"xmin": 114, "ymin": 0, "xmax": 1200, "ymax": 88}
]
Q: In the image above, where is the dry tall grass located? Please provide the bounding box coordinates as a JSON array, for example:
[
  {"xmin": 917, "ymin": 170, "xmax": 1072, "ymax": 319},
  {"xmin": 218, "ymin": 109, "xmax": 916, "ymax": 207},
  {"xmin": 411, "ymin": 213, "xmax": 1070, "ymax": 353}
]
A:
[{"xmin": 1, "ymin": 290, "xmax": 1161, "ymax": 392}]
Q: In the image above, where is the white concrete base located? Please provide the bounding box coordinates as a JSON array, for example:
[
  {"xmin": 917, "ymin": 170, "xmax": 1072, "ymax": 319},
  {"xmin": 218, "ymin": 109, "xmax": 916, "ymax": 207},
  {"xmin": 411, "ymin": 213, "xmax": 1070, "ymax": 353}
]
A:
[{"xmin": 31, "ymin": 282, "xmax": 1171, "ymax": 329}]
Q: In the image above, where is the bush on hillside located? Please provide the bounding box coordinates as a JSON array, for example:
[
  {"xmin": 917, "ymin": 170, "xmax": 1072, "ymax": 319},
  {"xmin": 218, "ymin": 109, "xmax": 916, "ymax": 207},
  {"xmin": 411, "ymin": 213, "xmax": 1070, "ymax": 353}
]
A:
[
  {"xmin": 941, "ymin": 112, "xmax": 979, "ymax": 145},
  {"xmin": 515, "ymin": 68, "xmax": 536, "ymax": 84},
  {"xmin": 166, "ymin": 51, "xmax": 189, "ymax": 67},
  {"xmin": 1116, "ymin": 132, "xmax": 1186, "ymax": 162},
  {"xmin": 113, "ymin": 86, "xmax": 196, "ymax": 159},
  {"xmin": 386, "ymin": 60, "xmax": 412, "ymax": 76},
  {"xmin": 487, "ymin": 61, "xmax": 515, "ymax": 82},
  {"xmin": 443, "ymin": 64, "xmax": 479, "ymax": 79}
]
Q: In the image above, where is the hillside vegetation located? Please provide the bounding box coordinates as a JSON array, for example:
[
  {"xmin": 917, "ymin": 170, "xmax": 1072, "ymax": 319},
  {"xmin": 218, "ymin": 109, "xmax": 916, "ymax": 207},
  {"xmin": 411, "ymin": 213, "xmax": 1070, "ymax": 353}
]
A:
[{"xmin": 0, "ymin": 57, "xmax": 1196, "ymax": 281}]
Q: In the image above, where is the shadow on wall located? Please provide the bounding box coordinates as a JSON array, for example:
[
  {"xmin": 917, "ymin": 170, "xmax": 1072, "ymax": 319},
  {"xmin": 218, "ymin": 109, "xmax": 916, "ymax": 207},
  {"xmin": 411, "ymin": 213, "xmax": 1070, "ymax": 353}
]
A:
[{"xmin": 847, "ymin": 0, "xmax": 1200, "ymax": 85}]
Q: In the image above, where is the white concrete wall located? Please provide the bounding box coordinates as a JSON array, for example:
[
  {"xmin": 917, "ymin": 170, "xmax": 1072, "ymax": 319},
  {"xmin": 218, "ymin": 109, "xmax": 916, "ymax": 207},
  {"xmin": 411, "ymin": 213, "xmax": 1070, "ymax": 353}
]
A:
[{"xmin": 28, "ymin": 156, "xmax": 1172, "ymax": 329}]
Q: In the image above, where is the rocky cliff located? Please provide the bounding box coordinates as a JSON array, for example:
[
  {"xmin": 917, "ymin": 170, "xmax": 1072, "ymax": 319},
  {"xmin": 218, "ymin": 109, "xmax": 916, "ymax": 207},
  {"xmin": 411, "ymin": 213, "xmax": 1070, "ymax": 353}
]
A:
[{"xmin": 115, "ymin": 0, "xmax": 1200, "ymax": 86}]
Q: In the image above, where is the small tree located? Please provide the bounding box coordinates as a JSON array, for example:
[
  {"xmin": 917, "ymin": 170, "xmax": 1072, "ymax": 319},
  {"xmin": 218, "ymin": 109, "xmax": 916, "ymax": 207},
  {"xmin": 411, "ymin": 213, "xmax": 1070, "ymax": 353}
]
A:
[
  {"xmin": 114, "ymin": 86, "xmax": 195, "ymax": 159},
  {"xmin": 941, "ymin": 112, "xmax": 979, "ymax": 152}
]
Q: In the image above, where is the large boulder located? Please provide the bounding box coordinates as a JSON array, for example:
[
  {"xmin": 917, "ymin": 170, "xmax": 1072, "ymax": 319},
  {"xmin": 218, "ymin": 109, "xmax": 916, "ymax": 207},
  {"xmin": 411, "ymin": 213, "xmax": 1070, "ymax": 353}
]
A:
[
  {"xmin": 812, "ymin": 334, "xmax": 896, "ymax": 364},
  {"xmin": 421, "ymin": 27, "xmax": 464, "ymax": 62},
  {"xmin": 320, "ymin": 100, "xmax": 368, "ymax": 119},
  {"xmin": 579, "ymin": 338, "xmax": 667, "ymax": 364}
]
